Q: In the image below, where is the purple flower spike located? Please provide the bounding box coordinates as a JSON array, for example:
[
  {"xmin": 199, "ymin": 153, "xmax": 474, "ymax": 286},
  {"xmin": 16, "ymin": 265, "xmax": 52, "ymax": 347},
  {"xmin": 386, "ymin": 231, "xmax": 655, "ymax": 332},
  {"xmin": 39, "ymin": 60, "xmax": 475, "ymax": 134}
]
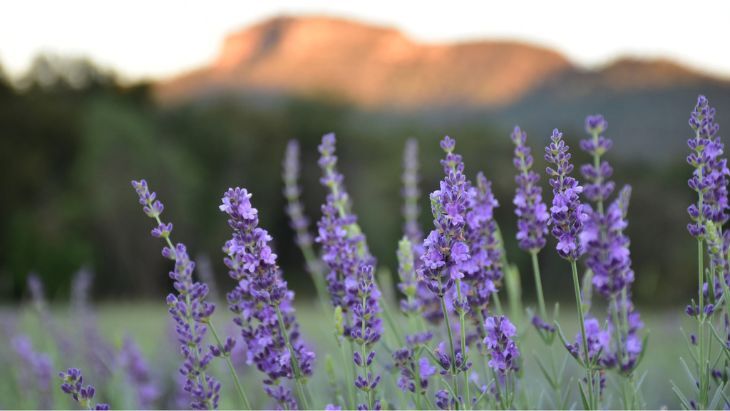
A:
[
  {"xmin": 221, "ymin": 187, "xmax": 315, "ymax": 408},
  {"xmin": 483, "ymin": 316, "xmax": 520, "ymax": 375},
  {"xmin": 463, "ymin": 172, "xmax": 502, "ymax": 327},
  {"xmin": 418, "ymin": 136, "xmax": 474, "ymax": 296},
  {"xmin": 580, "ymin": 185, "xmax": 634, "ymax": 299},
  {"xmin": 402, "ymin": 138, "xmax": 423, "ymax": 246},
  {"xmin": 687, "ymin": 95, "xmax": 729, "ymax": 237},
  {"xmin": 12, "ymin": 335, "xmax": 53, "ymax": 409},
  {"xmin": 283, "ymin": 139, "xmax": 326, "ymax": 283},
  {"xmin": 118, "ymin": 337, "xmax": 160, "ymax": 409},
  {"xmin": 580, "ymin": 114, "xmax": 615, "ymax": 203},
  {"xmin": 545, "ymin": 129, "xmax": 585, "ymax": 261},
  {"xmin": 510, "ymin": 126, "xmax": 549, "ymax": 252},
  {"xmin": 58, "ymin": 368, "xmax": 109, "ymax": 410},
  {"xmin": 131, "ymin": 179, "xmax": 220, "ymax": 410}
]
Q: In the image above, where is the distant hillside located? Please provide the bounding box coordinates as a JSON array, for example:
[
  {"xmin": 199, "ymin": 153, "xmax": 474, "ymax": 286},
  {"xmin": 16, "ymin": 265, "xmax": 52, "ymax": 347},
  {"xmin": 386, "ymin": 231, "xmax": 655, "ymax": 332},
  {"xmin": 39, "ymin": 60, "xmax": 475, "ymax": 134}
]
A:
[
  {"xmin": 156, "ymin": 15, "xmax": 730, "ymax": 161},
  {"xmin": 156, "ymin": 15, "xmax": 572, "ymax": 108}
]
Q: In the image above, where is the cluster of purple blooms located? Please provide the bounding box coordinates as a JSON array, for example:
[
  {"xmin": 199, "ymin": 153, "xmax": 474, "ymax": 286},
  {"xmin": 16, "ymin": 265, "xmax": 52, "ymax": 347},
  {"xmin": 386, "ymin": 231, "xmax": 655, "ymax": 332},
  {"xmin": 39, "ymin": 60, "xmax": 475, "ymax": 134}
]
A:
[
  {"xmin": 545, "ymin": 129, "xmax": 586, "ymax": 261},
  {"xmin": 419, "ymin": 137, "xmax": 473, "ymax": 296},
  {"xmin": 118, "ymin": 337, "xmax": 160, "ymax": 409},
  {"xmin": 463, "ymin": 173, "xmax": 502, "ymax": 328},
  {"xmin": 59, "ymin": 368, "xmax": 109, "ymax": 410},
  {"xmin": 511, "ymin": 126, "xmax": 549, "ymax": 253},
  {"xmin": 45, "ymin": 97, "xmax": 723, "ymax": 410},
  {"xmin": 220, "ymin": 187, "xmax": 314, "ymax": 409},
  {"xmin": 687, "ymin": 95, "xmax": 729, "ymax": 238},
  {"xmin": 315, "ymin": 134, "xmax": 383, "ymax": 410},
  {"xmin": 132, "ymin": 179, "xmax": 220, "ymax": 410},
  {"xmin": 12, "ymin": 335, "xmax": 53, "ymax": 409},
  {"xmin": 483, "ymin": 315, "xmax": 520, "ymax": 375}
]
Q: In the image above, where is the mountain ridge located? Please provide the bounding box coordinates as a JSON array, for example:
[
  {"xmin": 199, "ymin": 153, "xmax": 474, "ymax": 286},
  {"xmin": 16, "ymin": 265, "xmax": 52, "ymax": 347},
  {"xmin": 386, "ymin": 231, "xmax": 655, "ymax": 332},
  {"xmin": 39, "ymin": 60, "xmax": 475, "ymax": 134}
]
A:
[{"xmin": 155, "ymin": 15, "xmax": 728, "ymax": 110}]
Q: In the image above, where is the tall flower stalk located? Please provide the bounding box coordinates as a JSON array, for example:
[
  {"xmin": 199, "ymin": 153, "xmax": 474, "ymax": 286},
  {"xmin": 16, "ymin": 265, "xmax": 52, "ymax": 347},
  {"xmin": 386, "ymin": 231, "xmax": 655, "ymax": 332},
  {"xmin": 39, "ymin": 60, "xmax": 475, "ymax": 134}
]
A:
[
  {"xmin": 579, "ymin": 114, "xmax": 645, "ymax": 407},
  {"xmin": 509, "ymin": 126, "xmax": 551, "ymax": 336},
  {"xmin": 419, "ymin": 136, "xmax": 474, "ymax": 409},
  {"xmin": 131, "ymin": 179, "xmax": 232, "ymax": 410},
  {"xmin": 220, "ymin": 187, "xmax": 315, "ymax": 409},
  {"xmin": 682, "ymin": 95, "xmax": 728, "ymax": 409},
  {"xmin": 544, "ymin": 129, "xmax": 597, "ymax": 409},
  {"xmin": 283, "ymin": 139, "xmax": 328, "ymax": 305},
  {"xmin": 316, "ymin": 133, "xmax": 383, "ymax": 409}
]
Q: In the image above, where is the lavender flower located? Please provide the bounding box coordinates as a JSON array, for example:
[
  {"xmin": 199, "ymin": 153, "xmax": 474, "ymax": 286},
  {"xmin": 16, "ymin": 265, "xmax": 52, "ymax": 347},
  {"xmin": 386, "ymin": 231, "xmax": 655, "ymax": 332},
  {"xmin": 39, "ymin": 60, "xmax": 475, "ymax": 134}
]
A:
[
  {"xmin": 687, "ymin": 95, "xmax": 729, "ymax": 238},
  {"xmin": 580, "ymin": 186, "xmax": 634, "ymax": 299},
  {"xmin": 435, "ymin": 389, "xmax": 455, "ymax": 410},
  {"xmin": 220, "ymin": 187, "xmax": 314, "ymax": 408},
  {"xmin": 483, "ymin": 316, "xmax": 520, "ymax": 375},
  {"xmin": 392, "ymin": 348, "xmax": 435, "ymax": 394},
  {"xmin": 71, "ymin": 269, "xmax": 115, "ymax": 384},
  {"xmin": 510, "ymin": 126, "xmax": 549, "ymax": 252},
  {"xmin": 59, "ymin": 368, "xmax": 109, "ymax": 410},
  {"xmin": 27, "ymin": 274, "xmax": 75, "ymax": 361},
  {"xmin": 118, "ymin": 336, "xmax": 160, "ymax": 409},
  {"xmin": 402, "ymin": 138, "xmax": 423, "ymax": 246},
  {"xmin": 131, "ymin": 179, "xmax": 220, "ymax": 410},
  {"xmin": 418, "ymin": 136, "xmax": 473, "ymax": 296},
  {"xmin": 350, "ymin": 264, "xmax": 383, "ymax": 410},
  {"xmin": 400, "ymin": 138, "xmax": 443, "ymax": 325},
  {"xmin": 12, "ymin": 335, "xmax": 53, "ymax": 409},
  {"xmin": 397, "ymin": 237, "xmax": 420, "ymax": 315},
  {"xmin": 283, "ymin": 140, "xmax": 327, "ymax": 292},
  {"xmin": 580, "ymin": 115, "xmax": 615, "ymax": 203},
  {"xmin": 545, "ymin": 129, "xmax": 585, "ymax": 261},
  {"xmin": 566, "ymin": 317, "xmax": 610, "ymax": 367},
  {"xmin": 316, "ymin": 133, "xmax": 378, "ymax": 316},
  {"xmin": 463, "ymin": 172, "xmax": 502, "ymax": 326}
]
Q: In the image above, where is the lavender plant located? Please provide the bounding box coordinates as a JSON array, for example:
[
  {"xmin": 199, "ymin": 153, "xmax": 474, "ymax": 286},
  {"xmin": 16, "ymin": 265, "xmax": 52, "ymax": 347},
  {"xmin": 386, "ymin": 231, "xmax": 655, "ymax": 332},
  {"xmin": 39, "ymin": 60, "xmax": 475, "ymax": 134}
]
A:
[
  {"xmin": 675, "ymin": 95, "xmax": 730, "ymax": 410},
  {"xmin": 283, "ymin": 139, "xmax": 328, "ymax": 305},
  {"xmin": 117, "ymin": 336, "xmax": 160, "ymax": 409},
  {"xmin": 315, "ymin": 133, "xmax": 384, "ymax": 410},
  {"xmin": 220, "ymin": 187, "xmax": 315, "ymax": 409},
  {"xmin": 12, "ymin": 335, "xmax": 54, "ymax": 409},
  {"xmin": 58, "ymin": 368, "xmax": 109, "ymax": 410},
  {"xmin": 543, "ymin": 129, "xmax": 601, "ymax": 409},
  {"xmin": 131, "ymin": 179, "xmax": 226, "ymax": 409}
]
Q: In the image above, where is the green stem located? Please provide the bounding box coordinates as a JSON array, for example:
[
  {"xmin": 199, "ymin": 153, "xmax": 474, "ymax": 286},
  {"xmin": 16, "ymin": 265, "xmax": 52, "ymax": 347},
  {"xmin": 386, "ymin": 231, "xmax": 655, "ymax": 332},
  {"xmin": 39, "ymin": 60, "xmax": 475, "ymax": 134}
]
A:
[
  {"xmin": 570, "ymin": 260, "xmax": 595, "ymax": 410},
  {"xmin": 440, "ymin": 295, "xmax": 461, "ymax": 410},
  {"xmin": 275, "ymin": 306, "xmax": 312, "ymax": 409},
  {"xmin": 208, "ymin": 321, "xmax": 252, "ymax": 409},
  {"xmin": 698, "ymin": 238, "xmax": 708, "ymax": 409},
  {"xmin": 456, "ymin": 279, "xmax": 471, "ymax": 409},
  {"xmin": 530, "ymin": 250, "xmax": 548, "ymax": 323}
]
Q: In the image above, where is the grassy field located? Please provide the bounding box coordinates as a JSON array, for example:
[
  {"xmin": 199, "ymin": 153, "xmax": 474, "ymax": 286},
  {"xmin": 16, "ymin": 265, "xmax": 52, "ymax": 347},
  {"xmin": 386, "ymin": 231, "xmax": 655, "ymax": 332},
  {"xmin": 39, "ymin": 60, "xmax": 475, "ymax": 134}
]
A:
[{"xmin": 0, "ymin": 299, "xmax": 697, "ymax": 410}]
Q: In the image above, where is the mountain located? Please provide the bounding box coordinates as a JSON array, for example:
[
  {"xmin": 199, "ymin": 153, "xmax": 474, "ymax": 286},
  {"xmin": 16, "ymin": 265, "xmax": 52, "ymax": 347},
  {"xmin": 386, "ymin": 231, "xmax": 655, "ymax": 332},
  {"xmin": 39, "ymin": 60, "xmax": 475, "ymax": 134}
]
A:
[
  {"xmin": 156, "ymin": 16, "xmax": 572, "ymax": 108},
  {"xmin": 156, "ymin": 15, "xmax": 730, "ymax": 161}
]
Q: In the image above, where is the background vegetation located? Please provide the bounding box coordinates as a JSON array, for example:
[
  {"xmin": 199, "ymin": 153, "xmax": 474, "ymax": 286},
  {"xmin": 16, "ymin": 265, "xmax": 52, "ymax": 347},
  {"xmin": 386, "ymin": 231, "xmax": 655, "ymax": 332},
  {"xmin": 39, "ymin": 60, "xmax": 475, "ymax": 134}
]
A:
[{"xmin": 0, "ymin": 55, "xmax": 696, "ymax": 306}]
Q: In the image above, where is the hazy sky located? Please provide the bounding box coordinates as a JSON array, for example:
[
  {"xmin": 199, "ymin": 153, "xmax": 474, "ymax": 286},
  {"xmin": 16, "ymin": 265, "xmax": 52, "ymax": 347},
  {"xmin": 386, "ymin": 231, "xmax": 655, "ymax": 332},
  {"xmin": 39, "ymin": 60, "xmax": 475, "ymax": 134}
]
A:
[{"xmin": 1, "ymin": 0, "xmax": 729, "ymax": 81}]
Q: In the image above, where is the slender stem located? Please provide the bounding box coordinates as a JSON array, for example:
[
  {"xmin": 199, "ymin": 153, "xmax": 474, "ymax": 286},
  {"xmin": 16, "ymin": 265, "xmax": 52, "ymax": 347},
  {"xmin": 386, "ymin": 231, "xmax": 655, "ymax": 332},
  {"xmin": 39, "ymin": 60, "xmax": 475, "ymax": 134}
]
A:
[
  {"xmin": 530, "ymin": 250, "xmax": 548, "ymax": 322},
  {"xmin": 456, "ymin": 279, "xmax": 471, "ymax": 409},
  {"xmin": 208, "ymin": 321, "xmax": 252, "ymax": 409},
  {"xmin": 339, "ymin": 340, "xmax": 356, "ymax": 409},
  {"xmin": 570, "ymin": 260, "xmax": 595, "ymax": 410},
  {"xmin": 440, "ymin": 295, "xmax": 461, "ymax": 410},
  {"xmin": 698, "ymin": 237, "xmax": 708, "ymax": 409},
  {"xmin": 275, "ymin": 306, "xmax": 312, "ymax": 409}
]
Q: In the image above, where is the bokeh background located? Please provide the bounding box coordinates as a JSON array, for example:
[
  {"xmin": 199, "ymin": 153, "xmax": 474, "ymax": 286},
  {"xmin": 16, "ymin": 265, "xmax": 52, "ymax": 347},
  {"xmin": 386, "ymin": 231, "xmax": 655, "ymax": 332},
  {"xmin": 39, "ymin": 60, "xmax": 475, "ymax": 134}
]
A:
[{"xmin": 1, "ymin": 1, "xmax": 730, "ymax": 308}]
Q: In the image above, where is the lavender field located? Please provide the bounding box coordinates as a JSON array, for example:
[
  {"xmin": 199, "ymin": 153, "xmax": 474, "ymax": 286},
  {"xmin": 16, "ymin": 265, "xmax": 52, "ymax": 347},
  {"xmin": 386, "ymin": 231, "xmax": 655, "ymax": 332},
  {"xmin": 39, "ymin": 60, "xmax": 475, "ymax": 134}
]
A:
[{"xmin": 1, "ymin": 97, "xmax": 729, "ymax": 409}]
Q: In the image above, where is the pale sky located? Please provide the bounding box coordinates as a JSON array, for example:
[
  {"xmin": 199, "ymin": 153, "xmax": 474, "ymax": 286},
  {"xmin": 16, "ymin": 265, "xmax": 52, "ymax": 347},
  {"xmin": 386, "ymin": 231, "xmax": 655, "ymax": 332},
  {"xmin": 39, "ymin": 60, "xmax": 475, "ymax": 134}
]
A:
[{"xmin": 1, "ymin": 0, "xmax": 729, "ymax": 81}]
